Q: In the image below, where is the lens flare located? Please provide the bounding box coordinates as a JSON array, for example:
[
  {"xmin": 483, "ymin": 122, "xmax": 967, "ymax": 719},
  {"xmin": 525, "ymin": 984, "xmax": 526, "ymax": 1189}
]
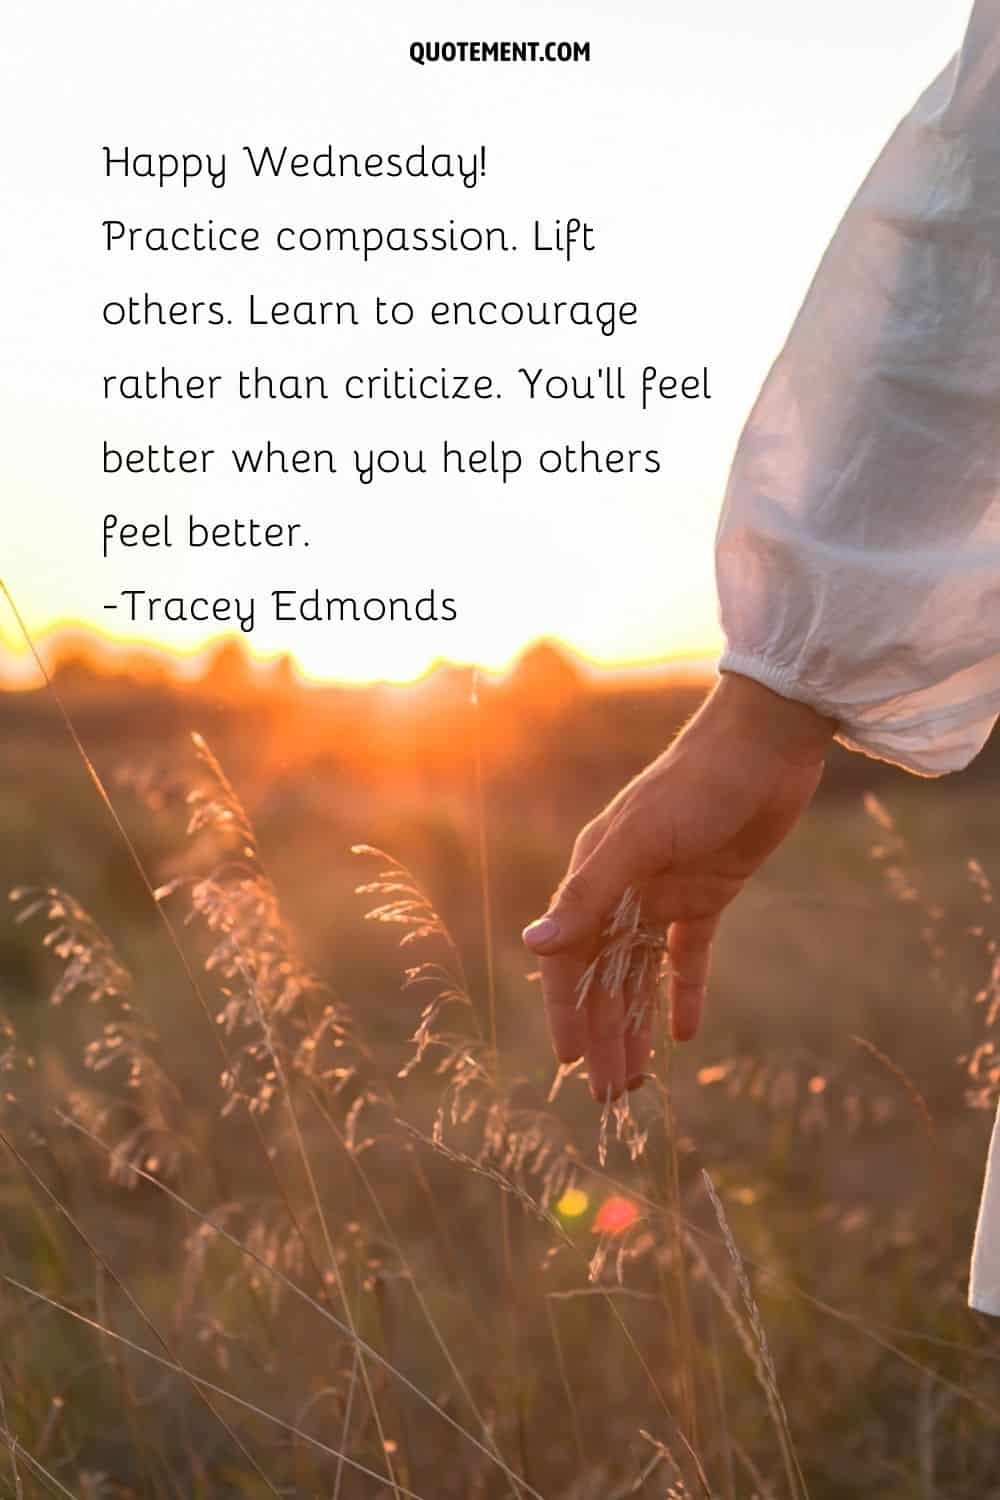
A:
[
  {"xmin": 556, "ymin": 1187, "xmax": 590, "ymax": 1219},
  {"xmin": 593, "ymin": 1195, "xmax": 639, "ymax": 1235}
]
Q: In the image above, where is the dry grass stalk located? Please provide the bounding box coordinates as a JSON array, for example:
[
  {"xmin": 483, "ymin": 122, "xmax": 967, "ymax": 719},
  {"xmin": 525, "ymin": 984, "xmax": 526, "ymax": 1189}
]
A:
[{"xmin": 701, "ymin": 1171, "xmax": 808, "ymax": 1500}]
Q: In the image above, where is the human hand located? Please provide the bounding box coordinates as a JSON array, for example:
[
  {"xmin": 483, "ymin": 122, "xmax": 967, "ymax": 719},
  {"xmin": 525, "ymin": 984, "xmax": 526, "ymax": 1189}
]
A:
[{"xmin": 522, "ymin": 672, "xmax": 836, "ymax": 1099}]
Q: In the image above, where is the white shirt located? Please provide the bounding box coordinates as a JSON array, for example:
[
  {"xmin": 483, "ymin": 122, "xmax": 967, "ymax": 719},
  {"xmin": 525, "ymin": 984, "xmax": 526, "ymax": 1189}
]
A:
[
  {"xmin": 717, "ymin": 0, "xmax": 1000, "ymax": 778},
  {"xmin": 714, "ymin": 1, "xmax": 1000, "ymax": 1312}
]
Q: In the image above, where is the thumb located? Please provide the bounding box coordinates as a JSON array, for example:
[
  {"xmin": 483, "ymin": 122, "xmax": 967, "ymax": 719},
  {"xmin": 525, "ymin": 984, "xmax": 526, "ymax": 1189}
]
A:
[{"xmin": 522, "ymin": 825, "xmax": 646, "ymax": 956}]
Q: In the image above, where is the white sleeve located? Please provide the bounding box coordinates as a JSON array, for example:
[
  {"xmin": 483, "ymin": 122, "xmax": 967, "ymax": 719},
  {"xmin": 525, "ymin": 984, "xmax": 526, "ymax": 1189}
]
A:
[{"xmin": 715, "ymin": 0, "xmax": 1000, "ymax": 776}]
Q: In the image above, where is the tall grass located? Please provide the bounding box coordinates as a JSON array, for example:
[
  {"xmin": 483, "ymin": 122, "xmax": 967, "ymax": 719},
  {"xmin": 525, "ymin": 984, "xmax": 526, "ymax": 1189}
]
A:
[{"xmin": 1, "ymin": 604, "xmax": 999, "ymax": 1493}]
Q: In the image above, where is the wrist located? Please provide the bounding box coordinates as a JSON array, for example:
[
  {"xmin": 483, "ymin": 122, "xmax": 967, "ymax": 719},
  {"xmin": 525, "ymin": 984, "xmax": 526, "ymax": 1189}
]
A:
[{"xmin": 713, "ymin": 670, "xmax": 837, "ymax": 768}]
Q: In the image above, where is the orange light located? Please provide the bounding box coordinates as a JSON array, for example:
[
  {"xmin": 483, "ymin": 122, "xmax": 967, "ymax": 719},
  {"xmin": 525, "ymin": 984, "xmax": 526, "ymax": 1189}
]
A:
[{"xmin": 593, "ymin": 1195, "xmax": 639, "ymax": 1235}]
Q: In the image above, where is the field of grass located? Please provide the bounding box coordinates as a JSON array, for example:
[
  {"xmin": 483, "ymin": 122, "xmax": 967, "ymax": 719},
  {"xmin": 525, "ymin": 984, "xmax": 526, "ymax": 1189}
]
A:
[{"xmin": 0, "ymin": 647, "xmax": 998, "ymax": 1498}]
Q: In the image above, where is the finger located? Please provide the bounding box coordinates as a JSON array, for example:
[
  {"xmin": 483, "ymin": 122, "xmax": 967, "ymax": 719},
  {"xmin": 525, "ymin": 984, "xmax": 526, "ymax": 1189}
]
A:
[
  {"xmin": 585, "ymin": 977, "xmax": 627, "ymax": 1102},
  {"xmin": 667, "ymin": 916, "xmax": 719, "ymax": 1041},
  {"xmin": 624, "ymin": 974, "xmax": 657, "ymax": 1089},
  {"xmin": 523, "ymin": 815, "xmax": 657, "ymax": 958},
  {"xmin": 522, "ymin": 817, "xmax": 605, "ymax": 957},
  {"xmin": 540, "ymin": 952, "xmax": 588, "ymax": 1065}
]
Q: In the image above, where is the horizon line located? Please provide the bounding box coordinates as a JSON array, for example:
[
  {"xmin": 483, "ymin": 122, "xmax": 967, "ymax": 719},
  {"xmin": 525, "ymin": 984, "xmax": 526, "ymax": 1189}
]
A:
[{"xmin": 0, "ymin": 614, "xmax": 722, "ymax": 693}]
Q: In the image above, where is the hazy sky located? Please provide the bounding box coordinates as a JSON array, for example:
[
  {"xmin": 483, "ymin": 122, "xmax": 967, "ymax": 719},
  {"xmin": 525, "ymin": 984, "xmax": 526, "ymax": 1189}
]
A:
[{"xmin": 1, "ymin": 0, "xmax": 973, "ymax": 680}]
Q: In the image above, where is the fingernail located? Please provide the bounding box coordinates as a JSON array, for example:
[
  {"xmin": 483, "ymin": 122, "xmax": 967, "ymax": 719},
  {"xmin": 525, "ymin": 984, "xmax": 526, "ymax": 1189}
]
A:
[{"xmin": 522, "ymin": 915, "xmax": 559, "ymax": 946}]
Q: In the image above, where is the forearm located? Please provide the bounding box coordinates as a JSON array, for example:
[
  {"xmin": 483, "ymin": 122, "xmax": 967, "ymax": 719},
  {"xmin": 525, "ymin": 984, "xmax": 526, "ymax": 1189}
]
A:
[{"xmin": 712, "ymin": 671, "xmax": 837, "ymax": 769}]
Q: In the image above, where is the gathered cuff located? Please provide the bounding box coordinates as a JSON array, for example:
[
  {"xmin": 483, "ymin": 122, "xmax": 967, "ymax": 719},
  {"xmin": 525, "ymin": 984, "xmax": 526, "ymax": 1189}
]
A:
[
  {"xmin": 717, "ymin": 649, "xmax": 1000, "ymax": 777},
  {"xmin": 717, "ymin": 650, "xmax": 842, "ymax": 719}
]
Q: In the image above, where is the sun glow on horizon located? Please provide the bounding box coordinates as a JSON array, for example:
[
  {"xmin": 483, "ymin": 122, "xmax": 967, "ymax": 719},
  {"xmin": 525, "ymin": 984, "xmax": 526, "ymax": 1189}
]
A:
[{"xmin": 0, "ymin": 601, "xmax": 722, "ymax": 692}]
